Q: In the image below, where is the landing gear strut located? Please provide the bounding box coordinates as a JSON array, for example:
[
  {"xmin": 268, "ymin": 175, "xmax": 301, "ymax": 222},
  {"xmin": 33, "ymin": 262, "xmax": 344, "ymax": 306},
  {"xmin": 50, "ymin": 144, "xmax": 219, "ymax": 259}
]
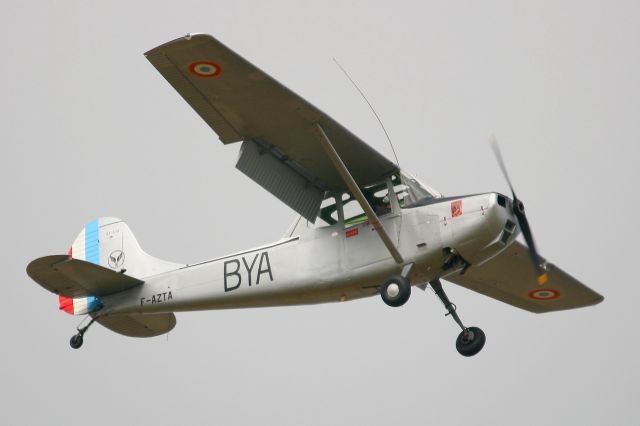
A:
[
  {"xmin": 430, "ymin": 279, "xmax": 486, "ymax": 357},
  {"xmin": 69, "ymin": 316, "xmax": 98, "ymax": 349}
]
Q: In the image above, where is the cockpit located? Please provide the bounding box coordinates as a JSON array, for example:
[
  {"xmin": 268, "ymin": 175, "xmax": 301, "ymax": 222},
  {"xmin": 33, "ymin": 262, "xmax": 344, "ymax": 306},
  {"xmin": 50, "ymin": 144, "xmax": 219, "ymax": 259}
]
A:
[{"xmin": 285, "ymin": 171, "xmax": 442, "ymax": 237}]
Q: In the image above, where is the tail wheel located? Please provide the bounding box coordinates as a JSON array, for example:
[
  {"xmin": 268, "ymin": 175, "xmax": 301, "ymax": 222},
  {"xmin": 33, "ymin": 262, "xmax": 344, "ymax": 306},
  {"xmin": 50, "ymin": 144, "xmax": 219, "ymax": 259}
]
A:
[
  {"xmin": 70, "ymin": 334, "xmax": 83, "ymax": 349},
  {"xmin": 381, "ymin": 275, "xmax": 411, "ymax": 307}
]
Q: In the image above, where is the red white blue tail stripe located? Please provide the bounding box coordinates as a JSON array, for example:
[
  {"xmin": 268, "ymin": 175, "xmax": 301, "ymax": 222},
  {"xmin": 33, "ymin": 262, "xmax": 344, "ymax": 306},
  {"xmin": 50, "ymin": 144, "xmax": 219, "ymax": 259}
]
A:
[
  {"xmin": 59, "ymin": 295, "xmax": 102, "ymax": 315},
  {"xmin": 60, "ymin": 218, "xmax": 103, "ymax": 316},
  {"xmin": 68, "ymin": 218, "xmax": 100, "ymax": 264}
]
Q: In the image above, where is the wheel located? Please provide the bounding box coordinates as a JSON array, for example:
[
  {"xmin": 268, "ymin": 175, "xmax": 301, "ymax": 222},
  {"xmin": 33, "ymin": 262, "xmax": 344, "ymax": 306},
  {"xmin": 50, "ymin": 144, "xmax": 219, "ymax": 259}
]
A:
[
  {"xmin": 455, "ymin": 326, "xmax": 485, "ymax": 357},
  {"xmin": 70, "ymin": 334, "xmax": 83, "ymax": 349},
  {"xmin": 380, "ymin": 275, "xmax": 411, "ymax": 307}
]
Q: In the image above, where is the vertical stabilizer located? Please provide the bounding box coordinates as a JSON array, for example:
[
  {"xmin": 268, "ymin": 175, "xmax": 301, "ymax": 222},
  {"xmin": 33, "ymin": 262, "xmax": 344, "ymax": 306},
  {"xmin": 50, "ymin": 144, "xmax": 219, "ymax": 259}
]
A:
[{"xmin": 69, "ymin": 217, "xmax": 182, "ymax": 279}]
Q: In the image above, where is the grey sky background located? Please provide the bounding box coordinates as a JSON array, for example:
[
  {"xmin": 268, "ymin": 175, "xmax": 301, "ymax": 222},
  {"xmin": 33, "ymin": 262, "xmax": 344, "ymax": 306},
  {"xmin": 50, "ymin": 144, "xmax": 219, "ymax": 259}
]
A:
[{"xmin": 2, "ymin": 1, "xmax": 639, "ymax": 425}]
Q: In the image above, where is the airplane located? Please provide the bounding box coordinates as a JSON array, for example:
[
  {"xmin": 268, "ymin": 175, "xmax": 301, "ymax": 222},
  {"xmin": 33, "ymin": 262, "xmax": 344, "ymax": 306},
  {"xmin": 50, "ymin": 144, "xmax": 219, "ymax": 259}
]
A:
[{"xmin": 27, "ymin": 33, "xmax": 603, "ymax": 356}]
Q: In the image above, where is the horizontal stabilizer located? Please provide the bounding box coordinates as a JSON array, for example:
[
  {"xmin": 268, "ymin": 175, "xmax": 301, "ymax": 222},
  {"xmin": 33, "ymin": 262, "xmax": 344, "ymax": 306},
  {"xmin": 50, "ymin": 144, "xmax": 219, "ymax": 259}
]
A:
[
  {"xmin": 27, "ymin": 255, "xmax": 143, "ymax": 298},
  {"xmin": 96, "ymin": 313, "xmax": 176, "ymax": 337},
  {"xmin": 444, "ymin": 242, "xmax": 604, "ymax": 313}
]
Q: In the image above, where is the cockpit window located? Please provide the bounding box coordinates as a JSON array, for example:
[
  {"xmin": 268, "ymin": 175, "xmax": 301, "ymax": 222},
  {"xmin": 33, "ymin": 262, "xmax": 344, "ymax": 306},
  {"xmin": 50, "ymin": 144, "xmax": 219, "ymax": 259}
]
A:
[
  {"xmin": 298, "ymin": 171, "xmax": 441, "ymax": 234},
  {"xmin": 318, "ymin": 196, "xmax": 339, "ymax": 225},
  {"xmin": 341, "ymin": 180, "xmax": 393, "ymax": 226},
  {"xmin": 394, "ymin": 171, "xmax": 441, "ymax": 207},
  {"xmin": 315, "ymin": 196, "xmax": 339, "ymax": 226}
]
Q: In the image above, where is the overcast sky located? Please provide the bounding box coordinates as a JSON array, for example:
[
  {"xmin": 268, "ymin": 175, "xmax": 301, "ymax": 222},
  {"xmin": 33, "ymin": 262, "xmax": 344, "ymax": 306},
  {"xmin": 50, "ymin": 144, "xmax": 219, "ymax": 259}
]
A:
[{"xmin": 2, "ymin": 1, "xmax": 639, "ymax": 425}]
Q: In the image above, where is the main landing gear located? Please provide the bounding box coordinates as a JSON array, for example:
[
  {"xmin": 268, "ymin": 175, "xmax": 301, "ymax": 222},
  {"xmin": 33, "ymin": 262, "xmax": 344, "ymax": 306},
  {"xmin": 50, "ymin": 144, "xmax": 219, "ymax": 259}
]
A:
[
  {"xmin": 69, "ymin": 316, "xmax": 98, "ymax": 349},
  {"xmin": 380, "ymin": 263, "xmax": 415, "ymax": 307},
  {"xmin": 430, "ymin": 279, "xmax": 486, "ymax": 357},
  {"xmin": 380, "ymin": 275, "xmax": 412, "ymax": 307},
  {"xmin": 378, "ymin": 266, "xmax": 485, "ymax": 356}
]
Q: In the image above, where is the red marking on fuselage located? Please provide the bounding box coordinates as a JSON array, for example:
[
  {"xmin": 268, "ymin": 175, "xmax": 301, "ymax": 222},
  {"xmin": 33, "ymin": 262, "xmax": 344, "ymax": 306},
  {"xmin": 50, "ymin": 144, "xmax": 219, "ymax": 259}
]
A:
[
  {"xmin": 346, "ymin": 228, "xmax": 359, "ymax": 238},
  {"xmin": 451, "ymin": 200, "xmax": 462, "ymax": 218}
]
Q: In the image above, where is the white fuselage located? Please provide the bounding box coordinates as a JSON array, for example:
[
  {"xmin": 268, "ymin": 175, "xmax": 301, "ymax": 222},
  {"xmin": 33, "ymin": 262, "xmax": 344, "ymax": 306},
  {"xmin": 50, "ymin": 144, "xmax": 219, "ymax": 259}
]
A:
[{"xmin": 101, "ymin": 192, "xmax": 518, "ymax": 316}]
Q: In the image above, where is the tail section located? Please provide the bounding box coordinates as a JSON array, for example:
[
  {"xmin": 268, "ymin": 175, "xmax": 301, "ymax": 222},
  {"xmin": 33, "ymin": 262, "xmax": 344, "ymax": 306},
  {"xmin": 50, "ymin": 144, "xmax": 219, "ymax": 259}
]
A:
[
  {"xmin": 57, "ymin": 217, "xmax": 182, "ymax": 316},
  {"xmin": 59, "ymin": 295, "xmax": 102, "ymax": 315},
  {"xmin": 69, "ymin": 217, "xmax": 182, "ymax": 279}
]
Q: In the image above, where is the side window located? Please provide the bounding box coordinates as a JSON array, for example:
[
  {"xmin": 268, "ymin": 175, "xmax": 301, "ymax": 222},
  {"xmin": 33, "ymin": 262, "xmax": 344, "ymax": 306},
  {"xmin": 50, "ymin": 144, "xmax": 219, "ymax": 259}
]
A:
[
  {"xmin": 389, "ymin": 174, "xmax": 408, "ymax": 207},
  {"xmin": 314, "ymin": 196, "xmax": 339, "ymax": 228},
  {"xmin": 369, "ymin": 187, "xmax": 393, "ymax": 216},
  {"xmin": 342, "ymin": 181, "xmax": 393, "ymax": 227},
  {"xmin": 395, "ymin": 172, "xmax": 436, "ymax": 207},
  {"xmin": 343, "ymin": 194, "xmax": 366, "ymax": 226},
  {"xmin": 393, "ymin": 183, "xmax": 411, "ymax": 207}
]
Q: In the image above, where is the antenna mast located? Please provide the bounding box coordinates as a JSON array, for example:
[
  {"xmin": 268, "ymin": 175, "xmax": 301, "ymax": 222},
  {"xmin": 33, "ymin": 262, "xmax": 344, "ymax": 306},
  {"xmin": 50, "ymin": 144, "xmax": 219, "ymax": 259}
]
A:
[{"xmin": 333, "ymin": 58, "xmax": 400, "ymax": 167}]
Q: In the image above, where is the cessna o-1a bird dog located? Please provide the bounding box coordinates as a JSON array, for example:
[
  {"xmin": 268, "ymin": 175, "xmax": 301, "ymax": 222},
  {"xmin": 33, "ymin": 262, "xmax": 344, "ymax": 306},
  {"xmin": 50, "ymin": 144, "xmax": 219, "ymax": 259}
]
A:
[{"xmin": 27, "ymin": 34, "xmax": 603, "ymax": 356}]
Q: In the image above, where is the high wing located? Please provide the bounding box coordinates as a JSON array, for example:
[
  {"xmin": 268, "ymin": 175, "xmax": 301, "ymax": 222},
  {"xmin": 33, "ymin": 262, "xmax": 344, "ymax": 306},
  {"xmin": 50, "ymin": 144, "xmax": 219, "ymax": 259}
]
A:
[
  {"xmin": 145, "ymin": 34, "xmax": 397, "ymax": 221},
  {"xmin": 27, "ymin": 255, "xmax": 143, "ymax": 298},
  {"xmin": 444, "ymin": 242, "xmax": 604, "ymax": 313}
]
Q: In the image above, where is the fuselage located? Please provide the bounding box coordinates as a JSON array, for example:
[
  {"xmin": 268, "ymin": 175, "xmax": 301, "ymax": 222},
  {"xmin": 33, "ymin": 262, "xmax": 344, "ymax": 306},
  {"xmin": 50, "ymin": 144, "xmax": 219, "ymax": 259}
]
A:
[{"xmin": 101, "ymin": 192, "xmax": 519, "ymax": 316}]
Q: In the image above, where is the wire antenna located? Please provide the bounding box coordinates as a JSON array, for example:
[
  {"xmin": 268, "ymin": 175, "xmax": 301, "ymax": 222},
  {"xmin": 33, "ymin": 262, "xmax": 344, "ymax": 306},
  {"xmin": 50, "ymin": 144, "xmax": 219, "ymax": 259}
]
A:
[{"xmin": 333, "ymin": 58, "xmax": 400, "ymax": 166}]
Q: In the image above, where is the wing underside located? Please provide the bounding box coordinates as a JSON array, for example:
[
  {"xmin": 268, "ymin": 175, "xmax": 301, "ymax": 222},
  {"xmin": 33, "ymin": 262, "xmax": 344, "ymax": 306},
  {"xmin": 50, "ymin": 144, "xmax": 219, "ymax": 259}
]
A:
[
  {"xmin": 145, "ymin": 34, "xmax": 398, "ymax": 221},
  {"xmin": 444, "ymin": 242, "xmax": 603, "ymax": 313}
]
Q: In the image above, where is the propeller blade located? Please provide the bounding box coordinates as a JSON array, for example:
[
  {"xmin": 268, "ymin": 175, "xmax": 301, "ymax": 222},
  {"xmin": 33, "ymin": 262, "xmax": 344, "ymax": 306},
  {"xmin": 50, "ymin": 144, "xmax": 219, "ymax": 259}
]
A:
[
  {"xmin": 512, "ymin": 199, "xmax": 548, "ymax": 284},
  {"xmin": 490, "ymin": 135, "xmax": 517, "ymax": 200},
  {"xmin": 490, "ymin": 137, "xmax": 548, "ymax": 285}
]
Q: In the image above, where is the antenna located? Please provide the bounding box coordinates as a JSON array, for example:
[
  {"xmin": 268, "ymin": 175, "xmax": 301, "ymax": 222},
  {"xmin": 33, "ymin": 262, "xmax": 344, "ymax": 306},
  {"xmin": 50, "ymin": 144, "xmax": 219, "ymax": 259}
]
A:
[{"xmin": 333, "ymin": 58, "xmax": 400, "ymax": 167}]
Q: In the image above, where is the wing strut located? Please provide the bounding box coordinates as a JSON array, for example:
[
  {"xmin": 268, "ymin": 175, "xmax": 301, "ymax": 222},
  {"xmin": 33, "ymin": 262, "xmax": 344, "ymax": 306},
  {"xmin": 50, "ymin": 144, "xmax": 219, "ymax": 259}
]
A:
[{"xmin": 313, "ymin": 123, "xmax": 404, "ymax": 264}]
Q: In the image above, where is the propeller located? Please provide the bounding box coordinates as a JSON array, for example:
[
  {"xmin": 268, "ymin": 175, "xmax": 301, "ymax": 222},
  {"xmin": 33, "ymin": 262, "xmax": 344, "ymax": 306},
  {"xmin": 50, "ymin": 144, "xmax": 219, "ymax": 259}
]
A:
[{"xmin": 490, "ymin": 136, "xmax": 548, "ymax": 285}]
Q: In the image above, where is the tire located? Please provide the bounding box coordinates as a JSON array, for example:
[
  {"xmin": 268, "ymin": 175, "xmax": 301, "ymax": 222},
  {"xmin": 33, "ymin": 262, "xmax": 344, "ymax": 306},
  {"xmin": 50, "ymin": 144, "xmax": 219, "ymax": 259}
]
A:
[
  {"xmin": 70, "ymin": 334, "xmax": 83, "ymax": 349},
  {"xmin": 380, "ymin": 275, "xmax": 411, "ymax": 307},
  {"xmin": 455, "ymin": 326, "xmax": 486, "ymax": 357}
]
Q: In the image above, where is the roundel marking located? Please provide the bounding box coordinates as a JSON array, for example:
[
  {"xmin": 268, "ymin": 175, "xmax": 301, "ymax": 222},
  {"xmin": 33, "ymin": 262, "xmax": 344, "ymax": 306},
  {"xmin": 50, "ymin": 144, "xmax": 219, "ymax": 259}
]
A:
[
  {"xmin": 528, "ymin": 288, "xmax": 560, "ymax": 300},
  {"xmin": 188, "ymin": 61, "xmax": 223, "ymax": 77}
]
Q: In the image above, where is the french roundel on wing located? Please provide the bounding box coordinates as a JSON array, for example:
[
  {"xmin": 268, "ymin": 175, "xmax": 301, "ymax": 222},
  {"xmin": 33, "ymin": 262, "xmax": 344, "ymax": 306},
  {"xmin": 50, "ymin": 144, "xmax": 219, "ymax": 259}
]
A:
[
  {"xmin": 528, "ymin": 288, "xmax": 560, "ymax": 300},
  {"xmin": 188, "ymin": 61, "xmax": 223, "ymax": 77}
]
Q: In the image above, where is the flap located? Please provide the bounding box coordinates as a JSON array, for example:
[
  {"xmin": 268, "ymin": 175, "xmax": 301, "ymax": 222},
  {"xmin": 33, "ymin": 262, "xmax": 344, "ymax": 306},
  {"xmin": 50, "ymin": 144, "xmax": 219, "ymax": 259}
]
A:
[
  {"xmin": 96, "ymin": 313, "xmax": 176, "ymax": 337},
  {"xmin": 444, "ymin": 242, "xmax": 604, "ymax": 313},
  {"xmin": 236, "ymin": 140, "xmax": 324, "ymax": 221},
  {"xmin": 145, "ymin": 34, "xmax": 398, "ymax": 196},
  {"xmin": 27, "ymin": 255, "xmax": 144, "ymax": 298}
]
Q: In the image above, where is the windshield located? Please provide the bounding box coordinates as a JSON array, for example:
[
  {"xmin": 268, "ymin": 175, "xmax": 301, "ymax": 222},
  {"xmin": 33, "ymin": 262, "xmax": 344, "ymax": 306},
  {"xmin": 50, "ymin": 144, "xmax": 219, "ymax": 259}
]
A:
[{"xmin": 394, "ymin": 171, "xmax": 441, "ymax": 207}]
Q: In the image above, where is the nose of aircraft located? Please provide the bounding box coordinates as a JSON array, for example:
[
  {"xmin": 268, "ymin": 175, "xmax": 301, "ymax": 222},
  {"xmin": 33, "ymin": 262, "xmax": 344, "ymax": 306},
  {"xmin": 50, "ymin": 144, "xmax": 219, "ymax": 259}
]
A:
[{"xmin": 448, "ymin": 192, "xmax": 520, "ymax": 265}]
